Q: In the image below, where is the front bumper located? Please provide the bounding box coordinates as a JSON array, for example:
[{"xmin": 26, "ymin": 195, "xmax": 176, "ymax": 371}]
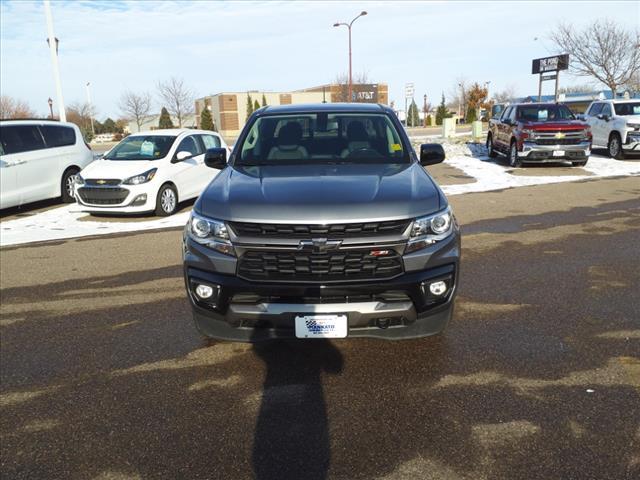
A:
[
  {"xmin": 74, "ymin": 182, "xmax": 157, "ymax": 213},
  {"xmin": 183, "ymin": 227, "xmax": 460, "ymax": 342},
  {"xmin": 623, "ymin": 131, "xmax": 640, "ymax": 152},
  {"xmin": 185, "ymin": 264, "xmax": 457, "ymax": 341},
  {"xmin": 518, "ymin": 141, "xmax": 591, "ymax": 161}
]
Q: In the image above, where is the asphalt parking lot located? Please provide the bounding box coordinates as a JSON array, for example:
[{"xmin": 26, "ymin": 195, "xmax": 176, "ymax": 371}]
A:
[{"xmin": 1, "ymin": 155, "xmax": 639, "ymax": 479}]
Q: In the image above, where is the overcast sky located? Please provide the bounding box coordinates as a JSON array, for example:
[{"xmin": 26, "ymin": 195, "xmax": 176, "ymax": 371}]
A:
[{"xmin": 1, "ymin": 0, "xmax": 638, "ymax": 119}]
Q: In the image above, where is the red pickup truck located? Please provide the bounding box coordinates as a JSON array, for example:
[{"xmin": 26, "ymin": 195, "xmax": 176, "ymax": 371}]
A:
[{"xmin": 486, "ymin": 103, "xmax": 592, "ymax": 167}]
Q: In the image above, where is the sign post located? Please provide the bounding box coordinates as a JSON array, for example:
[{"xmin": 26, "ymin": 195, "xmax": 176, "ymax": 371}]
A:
[
  {"xmin": 404, "ymin": 83, "xmax": 414, "ymax": 126},
  {"xmin": 532, "ymin": 54, "xmax": 569, "ymax": 102}
]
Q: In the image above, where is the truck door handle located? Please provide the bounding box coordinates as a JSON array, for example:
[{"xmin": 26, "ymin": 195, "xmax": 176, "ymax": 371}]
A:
[{"xmin": 8, "ymin": 160, "xmax": 27, "ymax": 166}]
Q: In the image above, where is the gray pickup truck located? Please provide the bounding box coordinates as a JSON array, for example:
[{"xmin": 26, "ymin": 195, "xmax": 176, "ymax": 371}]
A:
[{"xmin": 182, "ymin": 103, "xmax": 460, "ymax": 341}]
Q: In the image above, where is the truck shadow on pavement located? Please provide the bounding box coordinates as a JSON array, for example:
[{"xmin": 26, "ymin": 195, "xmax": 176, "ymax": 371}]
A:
[{"xmin": 251, "ymin": 337, "xmax": 343, "ymax": 480}]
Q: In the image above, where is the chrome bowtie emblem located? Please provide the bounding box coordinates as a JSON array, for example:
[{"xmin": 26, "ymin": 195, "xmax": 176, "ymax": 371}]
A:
[
  {"xmin": 96, "ymin": 179, "xmax": 107, "ymax": 185},
  {"xmin": 298, "ymin": 237, "xmax": 342, "ymax": 253}
]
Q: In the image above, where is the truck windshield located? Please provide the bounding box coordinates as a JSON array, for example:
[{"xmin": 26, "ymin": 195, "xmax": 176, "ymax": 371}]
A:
[
  {"xmin": 613, "ymin": 102, "xmax": 640, "ymax": 116},
  {"xmin": 104, "ymin": 135, "xmax": 176, "ymax": 160},
  {"xmin": 516, "ymin": 105, "xmax": 575, "ymax": 122},
  {"xmin": 235, "ymin": 113, "xmax": 409, "ymax": 165}
]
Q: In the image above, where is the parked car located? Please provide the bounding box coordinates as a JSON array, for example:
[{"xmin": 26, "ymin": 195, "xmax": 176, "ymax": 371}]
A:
[
  {"xmin": 486, "ymin": 103, "xmax": 592, "ymax": 167},
  {"xmin": 182, "ymin": 103, "xmax": 460, "ymax": 341},
  {"xmin": 580, "ymin": 99, "xmax": 640, "ymax": 159},
  {"xmin": 0, "ymin": 120, "xmax": 93, "ymax": 210},
  {"xmin": 75, "ymin": 129, "xmax": 230, "ymax": 216}
]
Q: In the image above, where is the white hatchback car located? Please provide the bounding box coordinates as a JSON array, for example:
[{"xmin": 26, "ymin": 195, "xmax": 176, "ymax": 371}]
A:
[
  {"xmin": 75, "ymin": 129, "xmax": 229, "ymax": 216},
  {"xmin": 0, "ymin": 120, "xmax": 93, "ymax": 210}
]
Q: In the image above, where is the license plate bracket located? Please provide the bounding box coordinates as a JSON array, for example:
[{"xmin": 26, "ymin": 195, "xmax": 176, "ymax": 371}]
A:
[{"xmin": 295, "ymin": 314, "xmax": 348, "ymax": 338}]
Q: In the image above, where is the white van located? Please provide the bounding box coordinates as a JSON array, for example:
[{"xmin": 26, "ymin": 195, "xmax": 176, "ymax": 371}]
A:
[
  {"xmin": 75, "ymin": 129, "xmax": 230, "ymax": 216},
  {"xmin": 0, "ymin": 120, "xmax": 93, "ymax": 209}
]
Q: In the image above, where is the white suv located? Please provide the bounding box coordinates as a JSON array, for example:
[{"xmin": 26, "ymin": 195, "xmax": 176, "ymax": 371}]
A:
[
  {"xmin": 0, "ymin": 120, "xmax": 94, "ymax": 210},
  {"xmin": 75, "ymin": 129, "xmax": 230, "ymax": 216},
  {"xmin": 582, "ymin": 99, "xmax": 640, "ymax": 159}
]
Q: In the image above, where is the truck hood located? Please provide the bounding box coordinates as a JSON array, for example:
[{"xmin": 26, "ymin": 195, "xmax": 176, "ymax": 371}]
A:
[
  {"xmin": 197, "ymin": 162, "xmax": 444, "ymax": 223},
  {"xmin": 80, "ymin": 159, "xmax": 161, "ymax": 180},
  {"xmin": 522, "ymin": 120, "xmax": 587, "ymax": 130}
]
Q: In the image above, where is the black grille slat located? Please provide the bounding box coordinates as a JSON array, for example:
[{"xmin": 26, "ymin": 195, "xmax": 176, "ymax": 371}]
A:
[
  {"xmin": 77, "ymin": 187, "xmax": 128, "ymax": 205},
  {"xmin": 238, "ymin": 249, "xmax": 403, "ymax": 282},
  {"xmin": 534, "ymin": 138, "xmax": 583, "ymax": 145},
  {"xmin": 230, "ymin": 220, "xmax": 410, "ymax": 239}
]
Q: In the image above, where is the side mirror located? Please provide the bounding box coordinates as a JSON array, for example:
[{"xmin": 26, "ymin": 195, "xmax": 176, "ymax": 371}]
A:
[
  {"xmin": 172, "ymin": 151, "xmax": 192, "ymax": 163},
  {"xmin": 597, "ymin": 114, "xmax": 610, "ymax": 121},
  {"xmin": 420, "ymin": 144, "xmax": 445, "ymax": 166},
  {"xmin": 576, "ymin": 114, "xmax": 586, "ymax": 121},
  {"xmin": 204, "ymin": 148, "xmax": 227, "ymax": 169}
]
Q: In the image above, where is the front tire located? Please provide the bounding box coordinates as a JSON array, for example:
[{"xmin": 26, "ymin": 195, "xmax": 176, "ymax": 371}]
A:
[
  {"xmin": 155, "ymin": 184, "xmax": 178, "ymax": 216},
  {"xmin": 608, "ymin": 133, "xmax": 625, "ymax": 159},
  {"xmin": 486, "ymin": 135, "xmax": 497, "ymax": 158},
  {"xmin": 508, "ymin": 140, "xmax": 522, "ymax": 167},
  {"xmin": 61, "ymin": 167, "xmax": 79, "ymax": 203}
]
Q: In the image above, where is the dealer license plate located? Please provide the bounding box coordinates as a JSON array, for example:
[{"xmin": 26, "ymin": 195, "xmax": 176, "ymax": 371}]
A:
[
  {"xmin": 553, "ymin": 150, "xmax": 565, "ymax": 157},
  {"xmin": 295, "ymin": 314, "xmax": 348, "ymax": 339}
]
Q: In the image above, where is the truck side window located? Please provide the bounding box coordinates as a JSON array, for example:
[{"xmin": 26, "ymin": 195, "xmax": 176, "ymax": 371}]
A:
[
  {"xmin": 601, "ymin": 104, "xmax": 612, "ymax": 118},
  {"xmin": 587, "ymin": 103, "xmax": 603, "ymax": 116}
]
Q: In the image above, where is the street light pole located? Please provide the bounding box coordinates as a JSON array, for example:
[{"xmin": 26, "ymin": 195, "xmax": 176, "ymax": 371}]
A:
[
  {"xmin": 47, "ymin": 98, "xmax": 53, "ymax": 119},
  {"xmin": 44, "ymin": 0, "xmax": 66, "ymax": 122},
  {"xmin": 333, "ymin": 11, "xmax": 367, "ymax": 102},
  {"xmin": 86, "ymin": 82, "xmax": 95, "ymax": 136}
]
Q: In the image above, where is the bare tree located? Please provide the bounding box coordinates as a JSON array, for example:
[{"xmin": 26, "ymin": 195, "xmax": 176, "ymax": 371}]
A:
[
  {"xmin": 550, "ymin": 19, "xmax": 640, "ymax": 96},
  {"xmin": 157, "ymin": 77, "xmax": 194, "ymax": 128},
  {"xmin": 558, "ymin": 83, "xmax": 596, "ymax": 94},
  {"xmin": 0, "ymin": 95, "xmax": 36, "ymax": 119},
  {"xmin": 334, "ymin": 71, "xmax": 370, "ymax": 102},
  {"xmin": 492, "ymin": 85, "xmax": 517, "ymax": 103},
  {"xmin": 119, "ymin": 90, "xmax": 152, "ymax": 132},
  {"xmin": 66, "ymin": 102, "xmax": 97, "ymax": 140}
]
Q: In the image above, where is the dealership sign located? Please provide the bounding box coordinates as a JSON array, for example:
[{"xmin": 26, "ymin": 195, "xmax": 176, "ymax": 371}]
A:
[{"xmin": 532, "ymin": 54, "xmax": 569, "ymax": 74}]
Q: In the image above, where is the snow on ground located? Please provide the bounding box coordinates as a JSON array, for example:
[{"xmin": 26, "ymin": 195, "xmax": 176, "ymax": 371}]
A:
[{"xmin": 1, "ymin": 140, "xmax": 638, "ymax": 247}]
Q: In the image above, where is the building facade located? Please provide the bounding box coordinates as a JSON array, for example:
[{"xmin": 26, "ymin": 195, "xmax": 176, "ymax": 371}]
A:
[{"xmin": 195, "ymin": 83, "xmax": 388, "ymax": 139}]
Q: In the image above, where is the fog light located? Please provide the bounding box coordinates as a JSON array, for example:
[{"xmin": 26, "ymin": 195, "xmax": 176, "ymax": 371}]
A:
[
  {"xmin": 131, "ymin": 194, "xmax": 147, "ymax": 206},
  {"xmin": 195, "ymin": 284, "xmax": 214, "ymax": 299},
  {"xmin": 429, "ymin": 281, "xmax": 447, "ymax": 296}
]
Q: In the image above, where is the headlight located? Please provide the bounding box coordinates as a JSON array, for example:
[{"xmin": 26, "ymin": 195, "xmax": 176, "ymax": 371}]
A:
[
  {"xmin": 627, "ymin": 123, "xmax": 640, "ymax": 130},
  {"xmin": 75, "ymin": 174, "xmax": 85, "ymax": 185},
  {"xmin": 406, "ymin": 207, "xmax": 454, "ymax": 253},
  {"xmin": 187, "ymin": 211, "xmax": 234, "ymax": 256},
  {"xmin": 123, "ymin": 168, "xmax": 157, "ymax": 185},
  {"xmin": 521, "ymin": 128, "xmax": 536, "ymax": 139}
]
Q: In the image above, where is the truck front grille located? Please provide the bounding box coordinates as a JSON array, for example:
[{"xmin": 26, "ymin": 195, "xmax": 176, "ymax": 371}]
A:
[
  {"xmin": 229, "ymin": 220, "xmax": 410, "ymax": 239},
  {"xmin": 77, "ymin": 187, "xmax": 129, "ymax": 205},
  {"xmin": 533, "ymin": 130, "xmax": 586, "ymax": 145},
  {"xmin": 238, "ymin": 248, "xmax": 404, "ymax": 282}
]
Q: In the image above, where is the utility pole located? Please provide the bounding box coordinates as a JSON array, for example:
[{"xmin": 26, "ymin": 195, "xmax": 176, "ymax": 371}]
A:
[
  {"xmin": 44, "ymin": 0, "xmax": 66, "ymax": 122},
  {"xmin": 86, "ymin": 82, "xmax": 95, "ymax": 135}
]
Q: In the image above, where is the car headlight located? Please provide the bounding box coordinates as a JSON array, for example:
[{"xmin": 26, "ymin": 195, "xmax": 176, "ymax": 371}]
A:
[
  {"xmin": 627, "ymin": 123, "xmax": 640, "ymax": 130},
  {"xmin": 75, "ymin": 174, "xmax": 85, "ymax": 185},
  {"xmin": 123, "ymin": 168, "xmax": 157, "ymax": 185},
  {"xmin": 406, "ymin": 207, "xmax": 454, "ymax": 253},
  {"xmin": 187, "ymin": 211, "xmax": 234, "ymax": 256},
  {"xmin": 521, "ymin": 128, "xmax": 536, "ymax": 139}
]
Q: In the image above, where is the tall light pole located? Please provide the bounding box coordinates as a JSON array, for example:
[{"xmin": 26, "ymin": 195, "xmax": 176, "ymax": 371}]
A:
[
  {"xmin": 44, "ymin": 0, "xmax": 66, "ymax": 122},
  {"xmin": 47, "ymin": 97, "xmax": 53, "ymax": 119},
  {"xmin": 86, "ymin": 82, "xmax": 95, "ymax": 135},
  {"xmin": 333, "ymin": 11, "xmax": 367, "ymax": 102}
]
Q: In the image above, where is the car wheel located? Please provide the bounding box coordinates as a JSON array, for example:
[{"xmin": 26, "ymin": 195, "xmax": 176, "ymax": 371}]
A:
[
  {"xmin": 155, "ymin": 184, "xmax": 178, "ymax": 216},
  {"xmin": 486, "ymin": 135, "xmax": 497, "ymax": 158},
  {"xmin": 61, "ymin": 167, "xmax": 79, "ymax": 203},
  {"xmin": 508, "ymin": 140, "xmax": 521, "ymax": 167},
  {"xmin": 607, "ymin": 133, "xmax": 625, "ymax": 159}
]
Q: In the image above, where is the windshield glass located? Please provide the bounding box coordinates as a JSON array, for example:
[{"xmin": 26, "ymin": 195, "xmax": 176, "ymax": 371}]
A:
[
  {"xmin": 516, "ymin": 105, "xmax": 575, "ymax": 121},
  {"xmin": 613, "ymin": 102, "xmax": 640, "ymax": 116},
  {"xmin": 235, "ymin": 113, "xmax": 409, "ymax": 165},
  {"xmin": 104, "ymin": 135, "xmax": 176, "ymax": 160}
]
